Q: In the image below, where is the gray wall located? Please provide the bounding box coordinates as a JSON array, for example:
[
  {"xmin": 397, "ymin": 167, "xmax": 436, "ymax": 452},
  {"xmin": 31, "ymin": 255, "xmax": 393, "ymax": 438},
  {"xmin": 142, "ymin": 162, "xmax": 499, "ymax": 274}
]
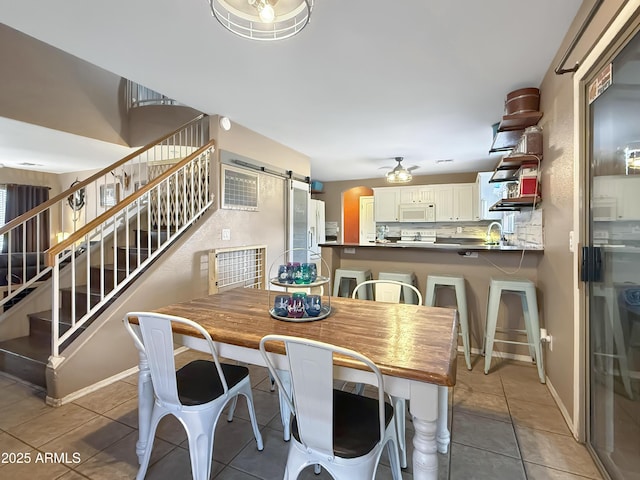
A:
[{"xmin": 538, "ymin": 0, "xmax": 628, "ymax": 424}]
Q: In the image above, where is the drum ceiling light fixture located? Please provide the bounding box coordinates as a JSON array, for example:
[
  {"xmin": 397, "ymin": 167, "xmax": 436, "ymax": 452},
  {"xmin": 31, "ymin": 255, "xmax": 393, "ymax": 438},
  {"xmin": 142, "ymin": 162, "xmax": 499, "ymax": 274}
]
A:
[{"xmin": 208, "ymin": 0, "xmax": 313, "ymax": 41}]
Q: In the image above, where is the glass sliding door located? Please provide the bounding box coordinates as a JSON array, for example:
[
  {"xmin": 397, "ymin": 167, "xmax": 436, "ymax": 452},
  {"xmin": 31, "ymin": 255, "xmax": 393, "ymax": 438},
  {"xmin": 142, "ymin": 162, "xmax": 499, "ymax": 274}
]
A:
[{"xmin": 586, "ymin": 23, "xmax": 640, "ymax": 480}]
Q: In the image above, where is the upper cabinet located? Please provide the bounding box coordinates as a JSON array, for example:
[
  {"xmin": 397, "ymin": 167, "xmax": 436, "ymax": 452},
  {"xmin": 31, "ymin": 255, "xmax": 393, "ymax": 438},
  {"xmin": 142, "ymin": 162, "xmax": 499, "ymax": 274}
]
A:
[
  {"xmin": 373, "ymin": 187, "xmax": 400, "ymax": 222},
  {"xmin": 433, "ymin": 183, "xmax": 476, "ymax": 222},
  {"xmin": 399, "ymin": 186, "xmax": 435, "ymax": 204}
]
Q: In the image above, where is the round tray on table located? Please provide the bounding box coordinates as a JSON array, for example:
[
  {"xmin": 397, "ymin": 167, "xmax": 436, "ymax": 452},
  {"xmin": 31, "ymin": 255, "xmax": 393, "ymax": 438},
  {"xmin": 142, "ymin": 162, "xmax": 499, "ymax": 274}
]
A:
[{"xmin": 268, "ymin": 304, "xmax": 331, "ymax": 322}]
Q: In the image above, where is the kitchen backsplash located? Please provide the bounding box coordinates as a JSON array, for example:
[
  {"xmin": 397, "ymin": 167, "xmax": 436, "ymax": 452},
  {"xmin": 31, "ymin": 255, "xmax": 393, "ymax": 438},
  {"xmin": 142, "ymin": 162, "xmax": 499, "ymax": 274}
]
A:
[{"xmin": 375, "ymin": 210, "xmax": 545, "ymax": 247}]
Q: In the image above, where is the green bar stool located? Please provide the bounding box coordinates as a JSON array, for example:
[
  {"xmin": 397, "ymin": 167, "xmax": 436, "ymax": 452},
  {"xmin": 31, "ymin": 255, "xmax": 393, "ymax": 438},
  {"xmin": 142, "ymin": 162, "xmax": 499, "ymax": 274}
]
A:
[
  {"xmin": 332, "ymin": 268, "xmax": 372, "ymax": 299},
  {"xmin": 484, "ymin": 278, "xmax": 545, "ymax": 383},
  {"xmin": 378, "ymin": 271, "xmax": 418, "ymax": 304},
  {"xmin": 425, "ymin": 274, "xmax": 472, "ymax": 370}
]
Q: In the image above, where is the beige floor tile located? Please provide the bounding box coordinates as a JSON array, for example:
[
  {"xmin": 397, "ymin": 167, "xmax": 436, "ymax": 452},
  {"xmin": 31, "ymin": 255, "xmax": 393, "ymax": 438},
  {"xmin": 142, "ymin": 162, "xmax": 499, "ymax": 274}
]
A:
[
  {"xmin": 0, "ymin": 431, "xmax": 35, "ymax": 467},
  {"xmin": 502, "ymin": 376, "xmax": 556, "ymax": 406},
  {"xmin": 516, "ymin": 426, "xmax": 602, "ymax": 479},
  {"xmin": 183, "ymin": 416, "xmax": 263, "ymax": 465},
  {"xmin": 0, "ymin": 372, "xmax": 17, "ymax": 388},
  {"xmin": 7, "ymin": 404, "xmax": 99, "ymax": 448},
  {"xmin": 0, "ymin": 455, "xmax": 71, "ymax": 479},
  {"xmin": 102, "ymin": 397, "xmax": 138, "ymax": 429},
  {"xmin": 154, "ymin": 414, "xmax": 188, "ymax": 446},
  {"xmin": 452, "ymin": 411, "xmax": 520, "ymax": 459},
  {"xmin": 72, "ymin": 381, "xmax": 138, "ymax": 414},
  {"xmin": 508, "ymin": 398, "xmax": 572, "ymax": 436},
  {"xmin": 75, "ymin": 430, "xmax": 175, "ymax": 480},
  {"xmin": 229, "ymin": 388, "xmax": 281, "ymax": 427},
  {"xmin": 0, "ymin": 393, "xmax": 50, "ymax": 430},
  {"xmin": 449, "ymin": 442, "xmax": 526, "ymax": 480},
  {"xmin": 453, "ymin": 387, "xmax": 511, "ymax": 423},
  {"xmin": 454, "ymin": 369, "xmax": 505, "ymax": 396},
  {"xmin": 57, "ymin": 470, "xmax": 92, "ymax": 479},
  {"xmin": 524, "ymin": 461, "xmax": 603, "ymax": 479},
  {"xmin": 0, "ymin": 381, "xmax": 44, "ymax": 409},
  {"xmin": 145, "ymin": 445, "xmax": 225, "ymax": 480},
  {"xmin": 40, "ymin": 415, "xmax": 133, "ymax": 465},
  {"xmin": 228, "ymin": 427, "xmax": 287, "ymax": 479}
]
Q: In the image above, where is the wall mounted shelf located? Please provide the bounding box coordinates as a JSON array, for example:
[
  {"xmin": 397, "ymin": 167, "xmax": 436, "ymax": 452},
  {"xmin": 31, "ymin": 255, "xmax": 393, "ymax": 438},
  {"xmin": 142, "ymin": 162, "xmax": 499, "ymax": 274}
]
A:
[
  {"xmin": 489, "ymin": 196, "xmax": 541, "ymax": 212},
  {"xmin": 489, "ymin": 154, "xmax": 541, "ymax": 183}
]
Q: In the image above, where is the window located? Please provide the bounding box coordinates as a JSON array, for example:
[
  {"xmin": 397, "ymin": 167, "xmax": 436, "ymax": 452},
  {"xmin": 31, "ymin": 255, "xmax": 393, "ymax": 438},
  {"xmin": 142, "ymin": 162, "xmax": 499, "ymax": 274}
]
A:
[
  {"xmin": 0, "ymin": 185, "xmax": 6, "ymax": 251},
  {"xmin": 221, "ymin": 165, "xmax": 259, "ymax": 211}
]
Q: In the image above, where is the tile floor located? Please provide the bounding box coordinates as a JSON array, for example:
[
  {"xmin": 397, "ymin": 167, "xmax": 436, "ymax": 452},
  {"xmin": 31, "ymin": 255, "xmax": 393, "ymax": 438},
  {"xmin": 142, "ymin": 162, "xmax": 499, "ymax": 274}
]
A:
[{"xmin": 0, "ymin": 351, "xmax": 604, "ymax": 479}]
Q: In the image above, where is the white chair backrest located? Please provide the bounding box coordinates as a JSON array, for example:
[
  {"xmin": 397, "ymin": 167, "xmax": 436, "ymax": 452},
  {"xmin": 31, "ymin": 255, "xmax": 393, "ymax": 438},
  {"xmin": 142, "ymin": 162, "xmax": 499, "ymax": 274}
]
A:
[
  {"xmin": 259, "ymin": 335, "xmax": 387, "ymax": 457},
  {"xmin": 124, "ymin": 312, "xmax": 229, "ymax": 406},
  {"xmin": 352, "ymin": 279, "xmax": 423, "ymax": 305}
]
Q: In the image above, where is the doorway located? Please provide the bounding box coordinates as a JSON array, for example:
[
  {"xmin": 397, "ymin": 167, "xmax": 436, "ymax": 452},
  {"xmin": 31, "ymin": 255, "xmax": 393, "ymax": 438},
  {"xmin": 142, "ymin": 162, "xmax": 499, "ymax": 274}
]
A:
[
  {"xmin": 583, "ymin": 15, "xmax": 640, "ymax": 479},
  {"xmin": 341, "ymin": 186, "xmax": 373, "ymax": 243}
]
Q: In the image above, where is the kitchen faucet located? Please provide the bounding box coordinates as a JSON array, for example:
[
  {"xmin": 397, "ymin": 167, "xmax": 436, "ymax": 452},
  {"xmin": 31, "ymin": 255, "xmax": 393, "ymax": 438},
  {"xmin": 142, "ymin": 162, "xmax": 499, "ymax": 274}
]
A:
[{"xmin": 486, "ymin": 221, "xmax": 503, "ymax": 245}]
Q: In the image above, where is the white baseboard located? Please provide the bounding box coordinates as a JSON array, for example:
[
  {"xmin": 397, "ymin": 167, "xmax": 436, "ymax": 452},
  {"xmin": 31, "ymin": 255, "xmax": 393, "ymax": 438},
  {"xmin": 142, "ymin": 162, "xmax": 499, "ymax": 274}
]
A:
[
  {"xmin": 546, "ymin": 377, "xmax": 579, "ymax": 440},
  {"xmin": 46, "ymin": 346, "xmax": 189, "ymax": 407}
]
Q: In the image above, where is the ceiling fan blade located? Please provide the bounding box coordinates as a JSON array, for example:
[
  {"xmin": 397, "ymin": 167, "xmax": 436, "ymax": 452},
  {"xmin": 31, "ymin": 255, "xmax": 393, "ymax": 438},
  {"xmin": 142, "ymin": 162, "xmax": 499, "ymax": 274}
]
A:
[{"xmin": 407, "ymin": 165, "xmax": 420, "ymax": 172}]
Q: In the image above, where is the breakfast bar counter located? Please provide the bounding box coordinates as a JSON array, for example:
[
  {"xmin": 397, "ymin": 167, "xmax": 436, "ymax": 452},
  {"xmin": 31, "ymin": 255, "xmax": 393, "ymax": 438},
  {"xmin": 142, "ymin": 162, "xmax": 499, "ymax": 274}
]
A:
[{"xmin": 320, "ymin": 242, "xmax": 544, "ymax": 361}]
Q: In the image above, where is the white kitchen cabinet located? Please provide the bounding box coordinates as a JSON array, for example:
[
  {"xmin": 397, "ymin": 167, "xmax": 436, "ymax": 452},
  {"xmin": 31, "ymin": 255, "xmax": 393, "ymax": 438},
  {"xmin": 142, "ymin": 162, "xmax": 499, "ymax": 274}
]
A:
[
  {"xmin": 373, "ymin": 187, "xmax": 401, "ymax": 222},
  {"xmin": 454, "ymin": 183, "xmax": 476, "ymax": 221},
  {"xmin": 593, "ymin": 175, "xmax": 640, "ymax": 220},
  {"xmin": 399, "ymin": 186, "xmax": 435, "ymax": 204},
  {"xmin": 434, "ymin": 185, "xmax": 454, "ymax": 221},
  {"xmin": 433, "ymin": 183, "xmax": 475, "ymax": 221}
]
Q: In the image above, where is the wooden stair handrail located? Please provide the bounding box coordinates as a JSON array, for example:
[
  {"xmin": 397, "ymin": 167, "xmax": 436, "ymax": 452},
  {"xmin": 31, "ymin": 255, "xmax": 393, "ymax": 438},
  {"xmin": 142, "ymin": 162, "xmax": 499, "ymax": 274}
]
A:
[
  {"xmin": 0, "ymin": 114, "xmax": 206, "ymax": 235},
  {"xmin": 45, "ymin": 140, "xmax": 215, "ymax": 266}
]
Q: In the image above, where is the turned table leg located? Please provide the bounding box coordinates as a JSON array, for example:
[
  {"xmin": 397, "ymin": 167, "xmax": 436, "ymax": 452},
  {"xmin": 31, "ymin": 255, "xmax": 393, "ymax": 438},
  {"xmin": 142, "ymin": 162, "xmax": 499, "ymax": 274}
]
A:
[{"xmin": 409, "ymin": 382, "xmax": 439, "ymax": 480}]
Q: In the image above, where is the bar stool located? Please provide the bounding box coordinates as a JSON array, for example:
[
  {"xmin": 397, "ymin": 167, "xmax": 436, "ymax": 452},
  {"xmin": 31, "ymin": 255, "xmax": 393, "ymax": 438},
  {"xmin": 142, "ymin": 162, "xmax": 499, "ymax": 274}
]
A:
[
  {"xmin": 425, "ymin": 274, "xmax": 472, "ymax": 370},
  {"xmin": 592, "ymin": 284, "xmax": 633, "ymax": 399},
  {"xmin": 379, "ymin": 271, "xmax": 418, "ymax": 304},
  {"xmin": 333, "ymin": 268, "xmax": 372, "ymax": 299},
  {"xmin": 484, "ymin": 278, "xmax": 545, "ymax": 383}
]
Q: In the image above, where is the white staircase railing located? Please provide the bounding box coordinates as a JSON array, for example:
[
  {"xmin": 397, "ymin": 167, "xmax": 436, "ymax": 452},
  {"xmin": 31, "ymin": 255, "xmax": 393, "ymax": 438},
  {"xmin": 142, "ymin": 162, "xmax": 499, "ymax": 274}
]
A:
[
  {"xmin": 47, "ymin": 141, "xmax": 214, "ymax": 363},
  {"xmin": 0, "ymin": 114, "xmax": 208, "ymax": 311}
]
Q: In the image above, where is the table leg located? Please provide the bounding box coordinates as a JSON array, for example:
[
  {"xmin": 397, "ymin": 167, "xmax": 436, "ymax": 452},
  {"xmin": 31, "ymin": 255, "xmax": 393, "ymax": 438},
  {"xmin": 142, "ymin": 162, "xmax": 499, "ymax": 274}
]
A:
[
  {"xmin": 136, "ymin": 350, "xmax": 154, "ymax": 465},
  {"xmin": 410, "ymin": 382, "xmax": 439, "ymax": 480},
  {"xmin": 436, "ymin": 386, "xmax": 450, "ymax": 454},
  {"xmin": 277, "ymin": 369, "xmax": 292, "ymax": 442}
]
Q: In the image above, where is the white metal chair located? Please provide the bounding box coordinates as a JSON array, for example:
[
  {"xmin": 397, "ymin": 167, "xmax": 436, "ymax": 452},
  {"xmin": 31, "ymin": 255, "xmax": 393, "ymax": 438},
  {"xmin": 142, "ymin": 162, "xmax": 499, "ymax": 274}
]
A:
[
  {"xmin": 259, "ymin": 334, "xmax": 402, "ymax": 480},
  {"xmin": 352, "ymin": 279, "xmax": 423, "ymax": 305},
  {"xmin": 351, "ymin": 279, "xmax": 422, "ymax": 467},
  {"xmin": 124, "ymin": 312, "xmax": 264, "ymax": 480}
]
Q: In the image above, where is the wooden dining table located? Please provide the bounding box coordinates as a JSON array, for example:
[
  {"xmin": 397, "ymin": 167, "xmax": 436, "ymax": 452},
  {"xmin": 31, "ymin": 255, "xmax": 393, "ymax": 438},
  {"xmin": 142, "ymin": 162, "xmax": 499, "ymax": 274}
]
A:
[{"xmin": 132, "ymin": 287, "xmax": 458, "ymax": 480}]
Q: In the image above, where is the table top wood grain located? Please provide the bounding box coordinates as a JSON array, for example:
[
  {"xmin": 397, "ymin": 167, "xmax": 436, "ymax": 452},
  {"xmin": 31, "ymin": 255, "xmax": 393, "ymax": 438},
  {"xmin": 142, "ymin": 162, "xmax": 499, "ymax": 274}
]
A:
[{"xmin": 143, "ymin": 288, "xmax": 458, "ymax": 387}]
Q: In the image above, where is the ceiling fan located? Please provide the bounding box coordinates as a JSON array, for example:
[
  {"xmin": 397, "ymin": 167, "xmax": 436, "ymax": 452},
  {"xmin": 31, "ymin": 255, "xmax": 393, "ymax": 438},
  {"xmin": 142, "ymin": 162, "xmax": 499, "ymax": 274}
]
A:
[{"xmin": 382, "ymin": 157, "xmax": 419, "ymax": 183}]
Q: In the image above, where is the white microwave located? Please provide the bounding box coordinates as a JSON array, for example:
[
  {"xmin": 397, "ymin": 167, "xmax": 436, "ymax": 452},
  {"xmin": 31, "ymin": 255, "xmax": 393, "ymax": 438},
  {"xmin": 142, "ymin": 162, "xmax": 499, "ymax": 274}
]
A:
[
  {"xmin": 592, "ymin": 197, "xmax": 617, "ymax": 221},
  {"xmin": 399, "ymin": 203, "xmax": 436, "ymax": 222}
]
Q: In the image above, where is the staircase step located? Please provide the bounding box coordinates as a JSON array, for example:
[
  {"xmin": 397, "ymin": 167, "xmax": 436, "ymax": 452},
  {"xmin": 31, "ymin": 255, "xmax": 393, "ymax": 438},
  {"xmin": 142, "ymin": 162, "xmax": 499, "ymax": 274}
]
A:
[
  {"xmin": 133, "ymin": 229, "xmax": 172, "ymax": 248},
  {"xmin": 0, "ymin": 335, "xmax": 49, "ymax": 387},
  {"xmin": 61, "ymin": 286, "xmax": 102, "ymax": 316},
  {"xmin": 28, "ymin": 310, "xmax": 89, "ymax": 350},
  {"xmin": 114, "ymin": 246, "xmax": 151, "ymax": 268},
  {"xmin": 89, "ymin": 264, "xmax": 129, "ymax": 289}
]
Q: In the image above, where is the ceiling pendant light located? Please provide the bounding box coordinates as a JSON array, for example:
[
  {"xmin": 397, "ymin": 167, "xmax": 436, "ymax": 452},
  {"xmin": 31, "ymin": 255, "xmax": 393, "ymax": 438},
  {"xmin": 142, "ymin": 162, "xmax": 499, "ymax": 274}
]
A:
[
  {"xmin": 386, "ymin": 157, "xmax": 413, "ymax": 184},
  {"xmin": 208, "ymin": 0, "xmax": 313, "ymax": 41}
]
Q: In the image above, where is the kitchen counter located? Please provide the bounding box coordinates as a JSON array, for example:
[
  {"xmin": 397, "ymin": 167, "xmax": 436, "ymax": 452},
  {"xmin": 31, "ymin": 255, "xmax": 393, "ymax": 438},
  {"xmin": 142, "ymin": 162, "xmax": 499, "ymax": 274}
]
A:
[{"xmin": 320, "ymin": 241, "xmax": 544, "ymax": 252}]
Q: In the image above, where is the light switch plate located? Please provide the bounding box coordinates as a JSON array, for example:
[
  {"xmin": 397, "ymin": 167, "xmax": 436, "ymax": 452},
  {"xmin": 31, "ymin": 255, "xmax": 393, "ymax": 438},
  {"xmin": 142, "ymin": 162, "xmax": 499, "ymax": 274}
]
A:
[{"xmin": 222, "ymin": 229, "xmax": 231, "ymax": 240}]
